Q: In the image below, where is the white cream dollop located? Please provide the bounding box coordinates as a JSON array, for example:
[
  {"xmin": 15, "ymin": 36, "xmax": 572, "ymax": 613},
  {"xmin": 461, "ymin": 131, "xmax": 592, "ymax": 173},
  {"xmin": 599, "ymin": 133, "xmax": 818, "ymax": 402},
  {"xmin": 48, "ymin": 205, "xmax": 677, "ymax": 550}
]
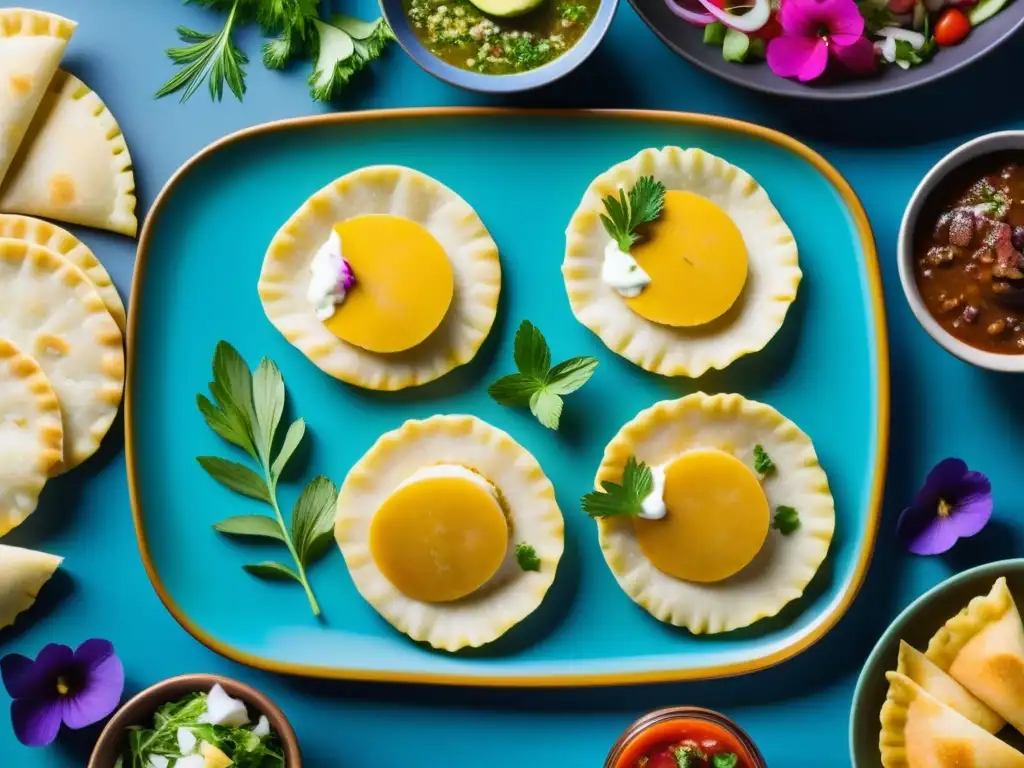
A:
[
  {"xmin": 306, "ymin": 230, "xmax": 353, "ymax": 321},
  {"xmin": 601, "ymin": 240, "xmax": 651, "ymax": 298},
  {"xmin": 396, "ymin": 464, "xmax": 498, "ymax": 499},
  {"xmin": 638, "ymin": 463, "xmax": 667, "ymax": 520}
]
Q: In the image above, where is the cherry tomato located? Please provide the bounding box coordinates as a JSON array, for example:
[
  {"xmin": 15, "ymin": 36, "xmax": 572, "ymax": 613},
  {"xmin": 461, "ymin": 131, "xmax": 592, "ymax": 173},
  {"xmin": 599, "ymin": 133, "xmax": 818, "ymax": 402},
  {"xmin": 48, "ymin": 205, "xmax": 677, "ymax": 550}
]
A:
[{"xmin": 934, "ymin": 7, "xmax": 971, "ymax": 46}]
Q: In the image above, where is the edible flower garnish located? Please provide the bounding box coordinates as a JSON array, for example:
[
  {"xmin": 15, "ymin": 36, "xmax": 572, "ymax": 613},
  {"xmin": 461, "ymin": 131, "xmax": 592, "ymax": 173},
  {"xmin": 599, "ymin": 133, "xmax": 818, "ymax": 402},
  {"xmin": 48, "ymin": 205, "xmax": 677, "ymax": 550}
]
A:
[
  {"xmin": 753, "ymin": 444, "xmax": 775, "ymax": 475},
  {"xmin": 581, "ymin": 456, "xmax": 655, "ymax": 518},
  {"xmin": 772, "ymin": 505, "xmax": 800, "ymax": 535},
  {"xmin": 1, "ymin": 639, "xmax": 124, "ymax": 747},
  {"xmin": 487, "ymin": 321, "xmax": 598, "ymax": 430},
  {"xmin": 600, "ymin": 176, "xmax": 667, "ymax": 254},
  {"xmin": 514, "ymin": 543, "xmax": 541, "ymax": 572},
  {"xmin": 897, "ymin": 458, "xmax": 992, "ymax": 555},
  {"xmin": 766, "ymin": 0, "xmax": 876, "ymax": 82},
  {"xmin": 197, "ymin": 341, "xmax": 339, "ymax": 616}
]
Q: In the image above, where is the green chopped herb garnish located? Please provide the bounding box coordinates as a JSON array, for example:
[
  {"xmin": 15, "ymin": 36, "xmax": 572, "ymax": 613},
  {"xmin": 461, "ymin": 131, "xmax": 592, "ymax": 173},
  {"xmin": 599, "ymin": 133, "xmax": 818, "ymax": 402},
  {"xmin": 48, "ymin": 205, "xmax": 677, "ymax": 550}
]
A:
[
  {"xmin": 600, "ymin": 176, "xmax": 667, "ymax": 253},
  {"xmin": 197, "ymin": 341, "xmax": 338, "ymax": 616},
  {"xmin": 773, "ymin": 505, "xmax": 801, "ymax": 535},
  {"xmin": 488, "ymin": 320, "xmax": 598, "ymax": 431},
  {"xmin": 712, "ymin": 754, "xmax": 739, "ymax": 768},
  {"xmin": 753, "ymin": 444, "xmax": 774, "ymax": 475},
  {"xmin": 581, "ymin": 456, "xmax": 654, "ymax": 518},
  {"xmin": 515, "ymin": 543, "xmax": 541, "ymax": 572},
  {"xmin": 673, "ymin": 745, "xmax": 705, "ymax": 768},
  {"xmin": 558, "ymin": 3, "xmax": 589, "ymax": 21}
]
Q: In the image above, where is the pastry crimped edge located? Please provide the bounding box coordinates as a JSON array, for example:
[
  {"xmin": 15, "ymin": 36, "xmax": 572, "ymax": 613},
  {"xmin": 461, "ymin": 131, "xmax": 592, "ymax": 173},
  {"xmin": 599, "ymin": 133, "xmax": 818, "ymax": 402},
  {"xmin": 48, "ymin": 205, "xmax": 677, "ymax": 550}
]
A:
[
  {"xmin": 335, "ymin": 415, "xmax": 564, "ymax": 651},
  {"xmin": 926, "ymin": 576, "xmax": 1015, "ymax": 671},
  {"xmin": 52, "ymin": 71, "xmax": 138, "ymax": 238},
  {"xmin": 0, "ymin": 543, "xmax": 63, "ymax": 630},
  {"xmin": 880, "ymin": 671, "xmax": 923, "ymax": 768},
  {"xmin": 258, "ymin": 166, "xmax": 501, "ymax": 391},
  {"xmin": 594, "ymin": 392, "xmax": 834, "ymax": 634},
  {"xmin": 563, "ymin": 146, "xmax": 801, "ymax": 378},
  {"xmin": 0, "ymin": 8, "xmax": 76, "ymax": 39},
  {"xmin": 0, "ymin": 240, "xmax": 124, "ymax": 470},
  {"xmin": 0, "ymin": 215, "xmax": 125, "ymax": 331},
  {"xmin": 0, "ymin": 338, "xmax": 63, "ymax": 535}
]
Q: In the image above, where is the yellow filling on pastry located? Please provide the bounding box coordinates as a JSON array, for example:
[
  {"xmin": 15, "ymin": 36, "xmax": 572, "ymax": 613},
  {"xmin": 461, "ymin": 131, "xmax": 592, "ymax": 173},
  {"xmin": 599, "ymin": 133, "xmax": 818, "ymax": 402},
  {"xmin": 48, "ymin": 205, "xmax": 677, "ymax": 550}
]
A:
[
  {"xmin": 325, "ymin": 214, "xmax": 454, "ymax": 353},
  {"xmin": 369, "ymin": 466, "xmax": 508, "ymax": 603},
  {"xmin": 626, "ymin": 191, "xmax": 748, "ymax": 327},
  {"xmin": 634, "ymin": 449, "xmax": 769, "ymax": 582}
]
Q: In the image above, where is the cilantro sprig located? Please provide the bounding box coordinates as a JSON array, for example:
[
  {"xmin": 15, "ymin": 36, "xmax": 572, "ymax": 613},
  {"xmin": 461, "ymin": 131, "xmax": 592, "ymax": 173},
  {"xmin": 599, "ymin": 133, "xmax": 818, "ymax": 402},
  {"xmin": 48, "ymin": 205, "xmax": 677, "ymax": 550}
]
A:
[
  {"xmin": 157, "ymin": 1, "xmax": 393, "ymax": 103},
  {"xmin": 581, "ymin": 456, "xmax": 654, "ymax": 518},
  {"xmin": 197, "ymin": 341, "xmax": 338, "ymax": 616},
  {"xmin": 600, "ymin": 176, "xmax": 667, "ymax": 253},
  {"xmin": 488, "ymin": 321, "xmax": 598, "ymax": 430}
]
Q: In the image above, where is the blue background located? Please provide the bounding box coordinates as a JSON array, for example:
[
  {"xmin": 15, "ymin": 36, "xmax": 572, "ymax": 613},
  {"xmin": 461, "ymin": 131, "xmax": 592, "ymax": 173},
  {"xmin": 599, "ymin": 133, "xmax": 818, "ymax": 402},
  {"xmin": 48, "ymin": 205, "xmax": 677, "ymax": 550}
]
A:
[{"xmin": 1, "ymin": 0, "xmax": 1022, "ymax": 765}]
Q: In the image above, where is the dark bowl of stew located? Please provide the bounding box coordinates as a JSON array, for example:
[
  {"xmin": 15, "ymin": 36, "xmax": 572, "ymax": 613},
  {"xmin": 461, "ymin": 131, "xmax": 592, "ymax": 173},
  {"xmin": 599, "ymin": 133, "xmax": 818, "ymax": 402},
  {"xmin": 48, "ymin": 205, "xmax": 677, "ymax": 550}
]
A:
[
  {"xmin": 603, "ymin": 706, "xmax": 767, "ymax": 768},
  {"xmin": 381, "ymin": 0, "xmax": 617, "ymax": 92},
  {"xmin": 899, "ymin": 131, "xmax": 1024, "ymax": 372}
]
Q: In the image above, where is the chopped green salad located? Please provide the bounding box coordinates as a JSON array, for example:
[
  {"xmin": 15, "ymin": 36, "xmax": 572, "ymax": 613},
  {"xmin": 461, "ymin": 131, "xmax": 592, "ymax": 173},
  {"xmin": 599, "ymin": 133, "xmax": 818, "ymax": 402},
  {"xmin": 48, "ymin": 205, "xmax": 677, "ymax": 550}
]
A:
[{"xmin": 116, "ymin": 684, "xmax": 283, "ymax": 768}]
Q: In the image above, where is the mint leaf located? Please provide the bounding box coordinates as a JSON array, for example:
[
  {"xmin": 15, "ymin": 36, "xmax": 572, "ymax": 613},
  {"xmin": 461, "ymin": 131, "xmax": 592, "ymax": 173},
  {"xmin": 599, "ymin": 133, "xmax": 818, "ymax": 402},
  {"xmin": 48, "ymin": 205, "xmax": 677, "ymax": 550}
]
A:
[
  {"xmin": 514, "ymin": 320, "xmax": 550, "ymax": 380},
  {"xmin": 197, "ymin": 457, "xmax": 270, "ymax": 501},
  {"xmin": 753, "ymin": 444, "xmax": 774, "ymax": 475},
  {"xmin": 514, "ymin": 543, "xmax": 541, "ymax": 571},
  {"xmin": 773, "ymin": 505, "xmax": 800, "ymax": 535},
  {"xmin": 214, "ymin": 515, "xmax": 285, "ymax": 542},
  {"xmin": 546, "ymin": 356, "xmax": 598, "ymax": 395},
  {"xmin": 581, "ymin": 456, "xmax": 654, "ymax": 517},
  {"xmin": 530, "ymin": 389, "xmax": 563, "ymax": 430},
  {"xmin": 244, "ymin": 562, "xmax": 301, "ymax": 581},
  {"xmin": 487, "ymin": 373, "xmax": 538, "ymax": 406}
]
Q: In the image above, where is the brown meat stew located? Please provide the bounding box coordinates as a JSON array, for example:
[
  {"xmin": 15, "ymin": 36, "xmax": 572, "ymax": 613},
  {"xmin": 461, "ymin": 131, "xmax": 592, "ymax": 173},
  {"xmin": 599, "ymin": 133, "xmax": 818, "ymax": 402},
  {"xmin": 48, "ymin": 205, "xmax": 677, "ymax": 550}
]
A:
[{"xmin": 914, "ymin": 151, "xmax": 1024, "ymax": 354}]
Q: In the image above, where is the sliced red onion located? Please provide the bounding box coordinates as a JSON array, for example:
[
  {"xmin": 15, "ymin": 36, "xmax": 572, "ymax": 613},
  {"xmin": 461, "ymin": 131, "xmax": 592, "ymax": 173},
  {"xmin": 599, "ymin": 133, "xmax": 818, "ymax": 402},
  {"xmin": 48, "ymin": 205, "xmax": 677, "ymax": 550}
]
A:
[
  {"xmin": 875, "ymin": 25, "xmax": 927, "ymax": 47},
  {"xmin": 693, "ymin": 0, "xmax": 771, "ymax": 32},
  {"xmin": 665, "ymin": 0, "xmax": 716, "ymax": 26}
]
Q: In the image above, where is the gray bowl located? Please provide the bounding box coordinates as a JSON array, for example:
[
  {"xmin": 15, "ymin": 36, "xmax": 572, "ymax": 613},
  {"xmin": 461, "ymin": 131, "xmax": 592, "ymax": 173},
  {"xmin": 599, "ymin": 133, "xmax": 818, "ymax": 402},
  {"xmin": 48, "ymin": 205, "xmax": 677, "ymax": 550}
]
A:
[
  {"xmin": 626, "ymin": 0, "xmax": 1024, "ymax": 100},
  {"xmin": 897, "ymin": 130, "xmax": 1024, "ymax": 372}
]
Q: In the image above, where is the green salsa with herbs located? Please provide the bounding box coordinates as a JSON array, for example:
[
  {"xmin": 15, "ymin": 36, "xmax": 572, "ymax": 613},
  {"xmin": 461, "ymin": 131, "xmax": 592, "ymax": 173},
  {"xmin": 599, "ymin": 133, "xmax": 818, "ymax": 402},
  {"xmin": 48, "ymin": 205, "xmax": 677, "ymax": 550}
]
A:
[{"xmin": 404, "ymin": 0, "xmax": 599, "ymax": 74}]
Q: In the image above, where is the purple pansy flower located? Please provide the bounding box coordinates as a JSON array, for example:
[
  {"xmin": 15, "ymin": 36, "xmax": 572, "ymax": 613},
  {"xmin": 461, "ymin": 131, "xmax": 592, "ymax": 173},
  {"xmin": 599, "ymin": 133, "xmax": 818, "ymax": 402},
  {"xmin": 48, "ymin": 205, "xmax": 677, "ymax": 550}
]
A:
[
  {"xmin": 897, "ymin": 458, "xmax": 993, "ymax": 556},
  {"xmin": 1, "ymin": 639, "xmax": 124, "ymax": 747},
  {"xmin": 338, "ymin": 257, "xmax": 356, "ymax": 293},
  {"xmin": 766, "ymin": 0, "xmax": 877, "ymax": 82}
]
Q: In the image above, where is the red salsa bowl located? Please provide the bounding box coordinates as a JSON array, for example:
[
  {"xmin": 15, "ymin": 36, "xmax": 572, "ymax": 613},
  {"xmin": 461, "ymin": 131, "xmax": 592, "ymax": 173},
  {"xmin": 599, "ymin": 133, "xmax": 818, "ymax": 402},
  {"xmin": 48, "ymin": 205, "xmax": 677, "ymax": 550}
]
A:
[{"xmin": 604, "ymin": 707, "xmax": 767, "ymax": 768}]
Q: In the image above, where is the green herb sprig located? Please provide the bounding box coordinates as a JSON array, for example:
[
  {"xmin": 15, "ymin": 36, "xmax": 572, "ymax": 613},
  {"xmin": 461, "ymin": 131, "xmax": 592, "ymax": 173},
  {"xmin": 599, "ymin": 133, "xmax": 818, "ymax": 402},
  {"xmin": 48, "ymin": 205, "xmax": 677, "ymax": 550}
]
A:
[
  {"xmin": 514, "ymin": 543, "xmax": 541, "ymax": 572},
  {"xmin": 753, "ymin": 444, "xmax": 774, "ymax": 475},
  {"xmin": 600, "ymin": 176, "xmax": 667, "ymax": 253},
  {"xmin": 773, "ymin": 505, "xmax": 800, "ymax": 535},
  {"xmin": 488, "ymin": 321, "xmax": 598, "ymax": 430},
  {"xmin": 197, "ymin": 341, "xmax": 337, "ymax": 616},
  {"xmin": 581, "ymin": 456, "xmax": 654, "ymax": 518},
  {"xmin": 712, "ymin": 753, "xmax": 739, "ymax": 768},
  {"xmin": 158, "ymin": 1, "xmax": 393, "ymax": 103}
]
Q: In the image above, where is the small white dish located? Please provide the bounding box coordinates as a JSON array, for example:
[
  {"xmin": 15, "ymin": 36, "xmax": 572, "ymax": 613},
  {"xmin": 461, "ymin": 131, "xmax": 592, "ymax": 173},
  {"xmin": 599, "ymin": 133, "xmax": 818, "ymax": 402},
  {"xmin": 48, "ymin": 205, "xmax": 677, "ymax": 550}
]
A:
[{"xmin": 898, "ymin": 130, "xmax": 1024, "ymax": 373}]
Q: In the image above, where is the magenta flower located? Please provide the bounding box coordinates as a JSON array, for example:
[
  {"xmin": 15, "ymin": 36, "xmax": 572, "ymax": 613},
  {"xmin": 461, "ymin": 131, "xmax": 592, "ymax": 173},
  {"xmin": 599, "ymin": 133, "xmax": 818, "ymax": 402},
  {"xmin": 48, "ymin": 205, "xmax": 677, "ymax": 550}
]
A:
[
  {"xmin": 897, "ymin": 459, "xmax": 993, "ymax": 556},
  {"xmin": 766, "ymin": 0, "xmax": 877, "ymax": 82},
  {"xmin": 1, "ymin": 640, "xmax": 124, "ymax": 747}
]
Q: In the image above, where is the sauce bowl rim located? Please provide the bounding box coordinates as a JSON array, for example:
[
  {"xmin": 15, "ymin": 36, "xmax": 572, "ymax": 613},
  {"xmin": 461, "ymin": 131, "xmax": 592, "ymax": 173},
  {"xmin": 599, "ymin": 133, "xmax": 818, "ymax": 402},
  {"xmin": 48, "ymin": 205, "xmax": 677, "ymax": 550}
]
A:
[{"xmin": 897, "ymin": 129, "xmax": 1024, "ymax": 373}]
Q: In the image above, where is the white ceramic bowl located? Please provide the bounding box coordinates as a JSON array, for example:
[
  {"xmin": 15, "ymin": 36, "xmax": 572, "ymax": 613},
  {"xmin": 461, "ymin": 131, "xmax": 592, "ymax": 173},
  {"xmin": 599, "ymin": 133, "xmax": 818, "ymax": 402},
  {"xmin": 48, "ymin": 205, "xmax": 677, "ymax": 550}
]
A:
[{"xmin": 898, "ymin": 130, "xmax": 1024, "ymax": 373}]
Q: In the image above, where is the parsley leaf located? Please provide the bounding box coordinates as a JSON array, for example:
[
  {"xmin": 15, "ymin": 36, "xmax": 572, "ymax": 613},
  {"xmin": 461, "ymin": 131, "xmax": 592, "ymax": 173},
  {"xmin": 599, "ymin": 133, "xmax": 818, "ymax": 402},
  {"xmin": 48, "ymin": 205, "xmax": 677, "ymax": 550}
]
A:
[
  {"xmin": 558, "ymin": 3, "xmax": 589, "ymax": 21},
  {"xmin": 753, "ymin": 444, "xmax": 774, "ymax": 475},
  {"xmin": 581, "ymin": 456, "xmax": 654, "ymax": 518},
  {"xmin": 308, "ymin": 17, "xmax": 394, "ymax": 102},
  {"xmin": 673, "ymin": 745, "xmax": 705, "ymax": 768},
  {"xmin": 198, "ymin": 341, "xmax": 338, "ymax": 616},
  {"xmin": 156, "ymin": 1, "xmax": 249, "ymax": 103},
  {"xmin": 712, "ymin": 754, "xmax": 739, "ymax": 768},
  {"xmin": 600, "ymin": 176, "xmax": 667, "ymax": 252},
  {"xmin": 773, "ymin": 505, "xmax": 801, "ymax": 535},
  {"xmin": 487, "ymin": 321, "xmax": 598, "ymax": 430},
  {"xmin": 515, "ymin": 543, "xmax": 541, "ymax": 571}
]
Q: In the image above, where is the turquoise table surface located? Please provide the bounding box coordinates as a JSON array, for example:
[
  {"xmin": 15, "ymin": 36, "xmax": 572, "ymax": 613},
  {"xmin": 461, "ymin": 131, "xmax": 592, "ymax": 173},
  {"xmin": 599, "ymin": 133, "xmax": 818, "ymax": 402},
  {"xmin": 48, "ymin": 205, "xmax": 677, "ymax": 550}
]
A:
[{"xmin": 2, "ymin": 0, "xmax": 1023, "ymax": 766}]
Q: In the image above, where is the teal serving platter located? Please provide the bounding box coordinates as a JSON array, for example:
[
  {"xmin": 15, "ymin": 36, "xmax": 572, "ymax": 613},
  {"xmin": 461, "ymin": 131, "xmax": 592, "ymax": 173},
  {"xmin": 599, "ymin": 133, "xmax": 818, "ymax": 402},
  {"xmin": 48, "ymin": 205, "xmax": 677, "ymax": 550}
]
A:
[
  {"xmin": 850, "ymin": 558, "xmax": 1024, "ymax": 766},
  {"xmin": 127, "ymin": 108, "xmax": 888, "ymax": 687}
]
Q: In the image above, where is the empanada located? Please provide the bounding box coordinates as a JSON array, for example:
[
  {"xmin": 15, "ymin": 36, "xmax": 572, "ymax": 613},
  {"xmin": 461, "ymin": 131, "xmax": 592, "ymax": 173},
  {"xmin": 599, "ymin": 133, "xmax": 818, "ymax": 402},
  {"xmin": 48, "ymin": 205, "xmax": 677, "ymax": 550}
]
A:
[
  {"xmin": 0, "ymin": 544, "xmax": 62, "ymax": 630},
  {"xmin": 0, "ymin": 71, "xmax": 136, "ymax": 237},
  {"xmin": 0, "ymin": 9, "xmax": 75, "ymax": 188}
]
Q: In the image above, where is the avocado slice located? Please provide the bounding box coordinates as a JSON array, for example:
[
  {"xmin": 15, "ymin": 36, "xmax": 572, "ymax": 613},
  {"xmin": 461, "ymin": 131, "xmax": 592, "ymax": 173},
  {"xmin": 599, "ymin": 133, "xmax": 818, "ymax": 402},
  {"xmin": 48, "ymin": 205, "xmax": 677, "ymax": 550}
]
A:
[{"xmin": 467, "ymin": 0, "xmax": 546, "ymax": 18}]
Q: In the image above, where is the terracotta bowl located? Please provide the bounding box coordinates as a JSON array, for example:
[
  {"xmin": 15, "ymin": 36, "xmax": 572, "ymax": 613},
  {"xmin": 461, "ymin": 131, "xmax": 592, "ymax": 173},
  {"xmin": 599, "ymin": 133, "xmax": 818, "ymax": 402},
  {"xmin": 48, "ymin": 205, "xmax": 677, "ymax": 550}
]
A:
[{"xmin": 88, "ymin": 673, "xmax": 301, "ymax": 767}]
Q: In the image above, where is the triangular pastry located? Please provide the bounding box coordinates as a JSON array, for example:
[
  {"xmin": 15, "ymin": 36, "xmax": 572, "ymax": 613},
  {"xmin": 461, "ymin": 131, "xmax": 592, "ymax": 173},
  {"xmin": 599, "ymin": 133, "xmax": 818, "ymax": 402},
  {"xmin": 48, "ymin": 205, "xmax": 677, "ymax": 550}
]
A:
[
  {"xmin": 0, "ymin": 9, "xmax": 75, "ymax": 188},
  {"xmin": 0, "ymin": 544, "xmax": 62, "ymax": 630},
  {"xmin": 897, "ymin": 639, "xmax": 1005, "ymax": 734},
  {"xmin": 0, "ymin": 70, "xmax": 136, "ymax": 237},
  {"xmin": 0, "ymin": 338, "xmax": 62, "ymax": 536},
  {"xmin": 880, "ymin": 671, "xmax": 1024, "ymax": 768},
  {"xmin": 927, "ymin": 577, "xmax": 1024, "ymax": 736}
]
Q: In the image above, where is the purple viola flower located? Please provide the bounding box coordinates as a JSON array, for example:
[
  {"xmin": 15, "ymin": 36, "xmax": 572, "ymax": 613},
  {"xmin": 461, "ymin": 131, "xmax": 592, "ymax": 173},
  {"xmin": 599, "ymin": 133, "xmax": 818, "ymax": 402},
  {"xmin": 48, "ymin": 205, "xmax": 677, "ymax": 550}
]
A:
[
  {"xmin": 897, "ymin": 458, "xmax": 992, "ymax": 555},
  {"xmin": 1, "ymin": 639, "xmax": 124, "ymax": 747}
]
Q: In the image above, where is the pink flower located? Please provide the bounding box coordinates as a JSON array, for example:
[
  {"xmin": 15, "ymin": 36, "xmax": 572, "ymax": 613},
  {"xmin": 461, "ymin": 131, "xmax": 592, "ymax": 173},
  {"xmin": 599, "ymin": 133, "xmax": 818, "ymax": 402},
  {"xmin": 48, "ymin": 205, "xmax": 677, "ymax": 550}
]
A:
[{"xmin": 766, "ymin": 0, "xmax": 877, "ymax": 82}]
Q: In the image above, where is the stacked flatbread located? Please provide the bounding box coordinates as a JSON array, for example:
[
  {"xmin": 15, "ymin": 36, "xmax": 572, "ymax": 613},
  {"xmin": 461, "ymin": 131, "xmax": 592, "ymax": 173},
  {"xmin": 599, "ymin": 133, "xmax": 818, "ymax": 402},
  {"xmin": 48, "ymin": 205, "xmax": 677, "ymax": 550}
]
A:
[
  {"xmin": 880, "ymin": 577, "xmax": 1024, "ymax": 767},
  {"xmin": 0, "ymin": 8, "xmax": 133, "ymax": 632}
]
